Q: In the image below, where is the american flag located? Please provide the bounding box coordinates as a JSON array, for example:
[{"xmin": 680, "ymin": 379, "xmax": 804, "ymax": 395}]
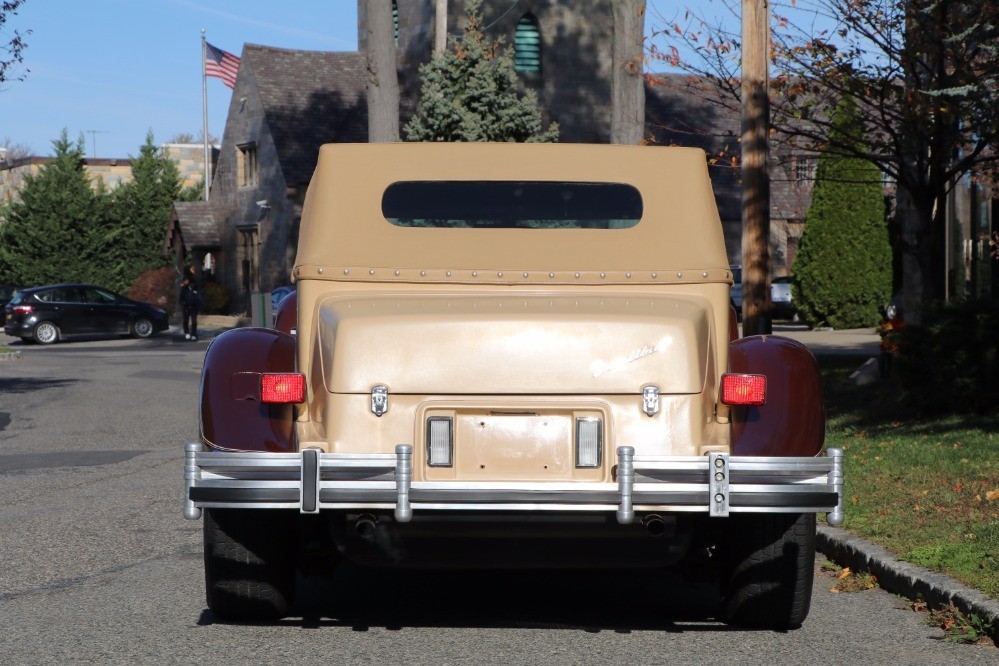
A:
[{"xmin": 205, "ymin": 42, "xmax": 240, "ymax": 89}]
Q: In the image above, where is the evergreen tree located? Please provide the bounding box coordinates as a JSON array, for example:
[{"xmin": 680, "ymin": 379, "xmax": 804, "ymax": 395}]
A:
[
  {"xmin": 405, "ymin": 0, "xmax": 558, "ymax": 143},
  {"xmin": 792, "ymin": 97, "xmax": 891, "ymax": 329},
  {"xmin": 101, "ymin": 131, "xmax": 182, "ymax": 291},
  {"xmin": 0, "ymin": 130, "xmax": 105, "ymax": 285}
]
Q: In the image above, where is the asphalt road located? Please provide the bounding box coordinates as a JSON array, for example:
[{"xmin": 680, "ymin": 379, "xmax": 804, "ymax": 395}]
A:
[{"xmin": 0, "ymin": 332, "xmax": 995, "ymax": 664}]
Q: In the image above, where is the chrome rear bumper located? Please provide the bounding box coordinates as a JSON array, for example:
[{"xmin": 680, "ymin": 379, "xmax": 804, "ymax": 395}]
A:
[{"xmin": 185, "ymin": 444, "xmax": 845, "ymax": 525}]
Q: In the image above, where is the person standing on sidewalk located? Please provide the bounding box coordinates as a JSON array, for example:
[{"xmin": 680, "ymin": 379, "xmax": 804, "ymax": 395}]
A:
[{"xmin": 179, "ymin": 272, "xmax": 203, "ymax": 342}]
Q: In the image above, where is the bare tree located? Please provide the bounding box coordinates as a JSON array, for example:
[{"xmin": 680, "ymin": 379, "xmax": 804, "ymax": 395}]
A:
[
  {"xmin": 649, "ymin": 0, "xmax": 999, "ymax": 321},
  {"xmin": 610, "ymin": 1, "xmax": 647, "ymax": 146},
  {"xmin": 0, "ymin": 136, "xmax": 31, "ymax": 160},
  {"xmin": 0, "ymin": 0, "xmax": 29, "ymax": 86},
  {"xmin": 167, "ymin": 130, "xmax": 218, "ymax": 144},
  {"xmin": 362, "ymin": 0, "xmax": 401, "ymax": 142}
]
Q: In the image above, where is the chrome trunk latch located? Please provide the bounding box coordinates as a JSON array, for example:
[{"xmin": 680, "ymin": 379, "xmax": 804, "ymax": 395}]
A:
[
  {"xmin": 371, "ymin": 385, "xmax": 389, "ymax": 417},
  {"xmin": 642, "ymin": 385, "xmax": 660, "ymax": 417}
]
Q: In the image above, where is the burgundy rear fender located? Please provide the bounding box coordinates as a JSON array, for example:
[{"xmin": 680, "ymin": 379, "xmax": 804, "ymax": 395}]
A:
[
  {"xmin": 199, "ymin": 327, "xmax": 297, "ymax": 452},
  {"xmin": 728, "ymin": 335, "xmax": 825, "ymax": 457}
]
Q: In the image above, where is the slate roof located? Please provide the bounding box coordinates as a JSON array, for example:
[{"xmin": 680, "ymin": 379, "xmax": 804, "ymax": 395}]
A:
[
  {"xmin": 171, "ymin": 201, "xmax": 220, "ymax": 249},
  {"xmin": 645, "ymin": 75, "xmax": 814, "ymax": 222},
  {"xmin": 242, "ymin": 45, "xmax": 368, "ymax": 186}
]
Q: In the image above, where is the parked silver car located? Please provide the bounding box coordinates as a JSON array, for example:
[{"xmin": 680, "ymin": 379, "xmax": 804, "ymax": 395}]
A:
[{"xmin": 771, "ymin": 276, "xmax": 795, "ymax": 320}]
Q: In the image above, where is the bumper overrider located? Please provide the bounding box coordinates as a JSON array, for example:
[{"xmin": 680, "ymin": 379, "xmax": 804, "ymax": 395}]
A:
[{"xmin": 184, "ymin": 444, "xmax": 845, "ymax": 526}]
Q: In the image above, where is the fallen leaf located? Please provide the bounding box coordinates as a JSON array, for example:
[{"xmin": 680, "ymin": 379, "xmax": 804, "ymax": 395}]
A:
[
  {"xmin": 986, "ymin": 490, "xmax": 999, "ymax": 501},
  {"xmin": 838, "ymin": 567, "xmax": 852, "ymax": 579},
  {"xmin": 953, "ymin": 483, "xmax": 963, "ymax": 492}
]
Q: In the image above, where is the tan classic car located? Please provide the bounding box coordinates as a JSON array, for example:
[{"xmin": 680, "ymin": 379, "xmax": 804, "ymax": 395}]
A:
[{"xmin": 184, "ymin": 143, "xmax": 843, "ymax": 628}]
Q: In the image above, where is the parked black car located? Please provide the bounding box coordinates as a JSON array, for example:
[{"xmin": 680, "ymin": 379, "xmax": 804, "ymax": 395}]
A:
[
  {"xmin": 0, "ymin": 285, "xmax": 23, "ymax": 326},
  {"xmin": 3, "ymin": 284, "xmax": 169, "ymax": 344}
]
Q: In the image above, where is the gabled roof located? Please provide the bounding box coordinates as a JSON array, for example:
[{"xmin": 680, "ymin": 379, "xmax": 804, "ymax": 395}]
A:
[
  {"xmin": 242, "ymin": 44, "xmax": 368, "ymax": 186},
  {"xmin": 169, "ymin": 201, "xmax": 220, "ymax": 250}
]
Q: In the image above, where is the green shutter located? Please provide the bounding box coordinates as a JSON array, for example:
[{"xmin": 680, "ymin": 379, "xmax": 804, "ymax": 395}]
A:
[
  {"xmin": 393, "ymin": 0, "xmax": 399, "ymax": 46},
  {"xmin": 515, "ymin": 14, "xmax": 541, "ymax": 74}
]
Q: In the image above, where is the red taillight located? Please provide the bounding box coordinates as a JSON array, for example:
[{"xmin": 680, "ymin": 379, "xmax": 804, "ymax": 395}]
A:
[
  {"xmin": 12, "ymin": 305, "xmax": 33, "ymax": 315},
  {"xmin": 721, "ymin": 373, "xmax": 767, "ymax": 406},
  {"xmin": 260, "ymin": 373, "xmax": 306, "ymax": 404}
]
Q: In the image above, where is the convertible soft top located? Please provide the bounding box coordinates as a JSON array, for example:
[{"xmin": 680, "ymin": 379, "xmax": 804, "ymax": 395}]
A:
[{"xmin": 294, "ymin": 143, "xmax": 730, "ymax": 285}]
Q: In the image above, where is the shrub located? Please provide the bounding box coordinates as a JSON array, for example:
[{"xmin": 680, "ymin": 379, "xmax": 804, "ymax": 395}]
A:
[
  {"xmin": 127, "ymin": 267, "xmax": 178, "ymax": 308},
  {"xmin": 201, "ymin": 281, "xmax": 229, "ymax": 314},
  {"xmin": 897, "ymin": 300, "xmax": 999, "ymax": 414},
  {"xmin": 792, "ymin": 97, "xmax": 892, "ymax": 329}
]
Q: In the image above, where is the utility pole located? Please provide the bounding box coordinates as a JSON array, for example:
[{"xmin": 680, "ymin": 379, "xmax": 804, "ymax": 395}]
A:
[
  {"xmin": 434, "ymin": 0, "xmax": 447, "ymax": 53},
  {"xmin": 740, "ymin": 0, "xmax": 772, "ymax": 335}
]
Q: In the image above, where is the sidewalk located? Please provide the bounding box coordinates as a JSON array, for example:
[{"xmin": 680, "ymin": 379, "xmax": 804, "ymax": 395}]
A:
[{"xmin": 770, "ymin": 323, "xmax": 882, "ymax": 357}]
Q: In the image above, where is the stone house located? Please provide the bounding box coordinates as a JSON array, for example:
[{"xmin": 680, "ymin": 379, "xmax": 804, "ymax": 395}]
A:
[
  {"xmin": 203, "ymin": 0, "xmax": 995, "ymax": 307},
  {"xmin": 205, "ymin": 45, "xmax": 366, "ymax": 309}
]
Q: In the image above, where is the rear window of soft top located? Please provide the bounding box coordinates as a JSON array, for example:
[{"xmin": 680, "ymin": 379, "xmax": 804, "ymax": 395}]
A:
[{"xmin": 382, "ymin": 181, "xmax": 643, "ymax": 229}]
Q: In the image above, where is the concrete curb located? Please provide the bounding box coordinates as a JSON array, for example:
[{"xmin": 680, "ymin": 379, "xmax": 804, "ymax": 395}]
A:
[
  {"xmin": 818, "ymin": 525, "xmax": 999, "ymax": 639},
  {"xmin": 0, "ymin": 350, "xmax": 22, "ymax": 361}
]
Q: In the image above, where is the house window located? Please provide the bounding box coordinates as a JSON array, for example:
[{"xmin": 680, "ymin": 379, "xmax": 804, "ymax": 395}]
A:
[
  {"xmin": 514, "ymin": 14, "xmax": 542, "ymax": 74},
  {"xmin": 794, "ymin": 156, "xmax": 815, "ymax": 186},
  {"xmin": 237, "ymin": 143, "xmax": 258, "ymax": 188}
]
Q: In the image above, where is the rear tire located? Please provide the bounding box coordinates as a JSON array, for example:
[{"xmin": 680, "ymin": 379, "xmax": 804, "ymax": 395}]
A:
[
  {"xmin": 203, "ymin": 508, "xmax": 296, "ymax": 621},
  {"xmin": 721, "ymin": 513, "xmax": 815, "ymax": 630}
]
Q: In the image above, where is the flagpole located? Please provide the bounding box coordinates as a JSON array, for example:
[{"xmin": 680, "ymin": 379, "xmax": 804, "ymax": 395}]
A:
[{"xmin": 201, "ymin": 28, "xmax": 210, "ymax": 202}]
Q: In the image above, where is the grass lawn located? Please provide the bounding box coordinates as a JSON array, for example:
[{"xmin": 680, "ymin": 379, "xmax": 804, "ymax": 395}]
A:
[{"xmin": 819, "ymin": 355, "xmax": 999, "ymax": 598}]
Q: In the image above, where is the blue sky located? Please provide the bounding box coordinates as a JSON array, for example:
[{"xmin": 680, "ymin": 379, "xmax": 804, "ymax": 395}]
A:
[
  {"xmin": 0, "ymin": 0, "xmax": 739, "ymax": 158},
  {"xmin": 0, "ymin": 0, "xmax": 358, "ymax": 158}
]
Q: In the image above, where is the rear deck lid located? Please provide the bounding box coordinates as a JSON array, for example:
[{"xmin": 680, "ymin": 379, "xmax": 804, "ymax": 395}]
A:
[{"xmin": 317, "ymin": 294, "xmax": 712, "ymax": 395}]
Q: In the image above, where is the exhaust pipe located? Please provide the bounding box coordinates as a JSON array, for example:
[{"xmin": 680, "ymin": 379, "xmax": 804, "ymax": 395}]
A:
[
  {"xmin": 355, "ymin": 514, "xmax": 378, "ymax": 539},
  {"xmin": 642, "ymin": 514, "xmax": 667, "ymax": 538}
]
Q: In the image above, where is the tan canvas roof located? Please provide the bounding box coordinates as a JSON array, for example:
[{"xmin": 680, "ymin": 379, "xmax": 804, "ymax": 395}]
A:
[{"xmin": 295, "ymin": 143, "xmax": 730, "ymax": 285}]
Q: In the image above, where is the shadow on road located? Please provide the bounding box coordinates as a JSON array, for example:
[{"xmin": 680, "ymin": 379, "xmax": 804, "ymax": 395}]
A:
[
  {"xmin": 197, "ymin": 564, "xmax": 742, "ymax": 633},
  {"xmin": 0, "ymin": 377, "xmax": 79, "ymax": 394}
]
